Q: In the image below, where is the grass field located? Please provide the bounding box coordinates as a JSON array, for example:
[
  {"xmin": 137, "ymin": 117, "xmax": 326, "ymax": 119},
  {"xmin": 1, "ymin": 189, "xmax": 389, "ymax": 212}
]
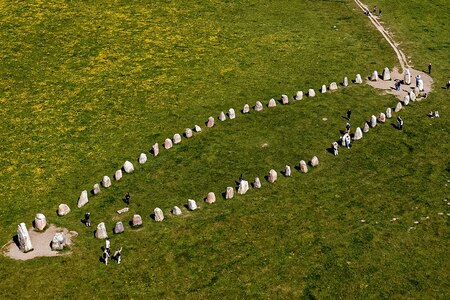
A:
[{"xmin": 0, "ymin": 0, "xmax": 448, "ymax": 298}]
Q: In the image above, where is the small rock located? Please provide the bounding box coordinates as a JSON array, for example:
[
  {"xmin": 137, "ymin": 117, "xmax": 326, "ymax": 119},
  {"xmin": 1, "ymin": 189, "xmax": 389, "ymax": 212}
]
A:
[
  {"xmin": 253, "ymin": 177, "xmax": 261, "ymax": 188},
  {"xmin": 132, "ymin": 214, "xmax": 142, "ymax": 226},
  {"xmin": 255, "ymin": 101, "xmax": 263, "ymax": 111},
  {"xmin": 354, "ymin": 127, "xmax": 363, "ymax": 140},
  {"xmin": 114, "ymin": 169, "xmax": 122, "ymax": 180},
  {"xmin": 329, "ymin": 82, "xmax": 338, "ymax": 91},
  {"xmin": 77, "ymin": 190, "xmax": 88, "ymax": 208},
  {"xmin": 51, "ymin": 232, "xmax": 65, "ymax": 250},
  {"xmin": 102, "ymin": 175, "xmax": 111, "ymax": 188},
  {"xmin": 243, "ymin": 104, "xmax": 250, "ymax": 113},
  {"xmin": 116, "ymin": 207, "xmax": 129, "ymax": 214},
  {"xmin": 123, "ymin": 160, "xmax": 134, "ymax": 173},
  {"xmin": 238, "ymin": 180, "xmax": 249, "ymax": 194},
  {"xmin": 114, "ymin": 221, "xmax": 124, "ymax": 234},
  {"xmin": 321, "ymin": 85, "xmax": 326, "ymax": 93},
  {"xmin": 370, "ymin": 115, "xmax": 377, "ymax": 128},
  {"xmin": 308, "ymin": 89, "xmax": 315, "ymax": 97},
  {"xmin": 219, "ymin": 112, "xmax": 226, "ymax": 121},
  {"xmin": 57, "ymin": 204, "xmax": 70, "ymax": 216},
  {"xmin": 382, "ymin": 67, "xmax": 391, "ymax": 80},
  {"xmin": 268, "ymin": 169, "xmax": 277, "ymax": 183},
  {"xmin": 139, "ymin": 153, "xmax": 147, "ymax": 164},
  {"xmin": 343, "ymin": 77, "xmax": 349, "ymax": 87},
  {"xmin": 355, "ymin": 74, "xmax": 362, "ymax": 84},
  {"xmin": 281, "ymin": 94, "xmax": 289, "ymax": 105},
  {"xmin": 185, "ymin": 128, "xmax": 193, "ymax": 138},
  {"xmin": 172, "ymin": 206, "xmax": 182, "ymax": 216},
  {"xmin": 363, "ymin": 122, "xmax": 370, "ymax": 133},
  {"xmin": 207, "ymin": 116, "xmax": 215, "ymax": 127},
  {"xmin": 378, "ymin": 113, "xmax": 386, "ymax": 123},
  {"xmin": 164, "ymin": 138, "xmax": 173, "ymax": 149},
  {"xmin": 93, "ymin": 183, "xmax": 101, "ymax": 195},
  {"xmin": 360, "ymin": 219, "xmax": 366, "ymax": 223},
  {"xmin": 95, "ymin": 222, "xmax": 108, "ymax": 239},
  {"xmin": 294, "ymin": 91, "xmax": 303, "ymax": 100},
  {"xmin": 225, "ymin": 187, "xmax": 234, "ymax": 199},
  {"xmin": 194, "ymin": 125, "xmax": 202, "ymax": 132},
  {"xmin": 228, "ymin": 108, "xmax": 236, "ymax": 119},
  {"xmin": 299, "ymin": 160, "xmax": 308, "ymax": 173},
  {"xmin": 395, "ymin": 102, "xmax": 403, "ymax": 112},
  {"xmin": 386, "ymin": 107, "xmax": 392, "ymax": 119},
  {"xmin": 413, "ymin": 221, "xmax": 419, "ymax": 225},
  {"xmin": 154, "ymin": 208, "xmax": 164, "ymax": 222},
  {"xmin": 371, "ymin": 70, "xmax": 379, "ymax": 81},
  {"xmin": 268, "ymin": 98, "xmax": 277, "ymax": 107},
  {"xmin": 205, "ymin": 192, "xmax": 216, "ymax": 204},
  {"xmin": 310, "ymin": 156, "xmax": 319, "ymax": 167},
  {"xmin": 173, "ymin": 133, "xmax": 182, "ymax": 144},
  {"xmin": 17, "ymin": 223, "xmax": 33, "ymax": 253},
  {"xmin": 285, "ymin": 165, "xmax": 291, "ymax": 177},
  {"xmin": 188, "ymin": 199, "xmax": 198, "ymax": 211},
  {"xmin": 34, "ymin": 213, "xmax": 47, "ymax": 231}
]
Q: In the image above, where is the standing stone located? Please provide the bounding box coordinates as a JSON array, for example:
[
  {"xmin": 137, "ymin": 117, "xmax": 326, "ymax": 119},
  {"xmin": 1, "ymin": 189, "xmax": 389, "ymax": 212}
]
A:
[
  {"xmin": 93, "ymin": 183, "xmax": 101, "ymax": 195},
  {"xmin": 294, "ymin": 91, "xmax": 303, "ymax": 100},
  {"xmin": 225, "ymin": 187, "xmax": 234, "ymax": 199},
  {"xmin": 255, "ymin": 101, "xmax": 263, "ymax": 111},
  {"xmin": 281, "ymin": 94, "xmax": 289, "ymax": 105},
  {"xmin": 185, "ymin": 128, "xmax": 193, "ymax": 138},
  {"xmin": 139, "ymin": 153, "xmax": 147, "ymax": 164},
  {"xmin": 194, "ymin": 125, "xmax": 202, "ymax": 132},
  {"xmin": 51, "ymin": 232, "xmax": 65, "ymax": 251},
  {"xmin": 299, "ymin": 160, "xmax": 308, "ymax": 173},
  {"xmin": 243, "ymin": 104, "xmax": 250, "ymax": 113},
  {"xmin": 154, "ymin": 208, "xmax": 164, "ymax": 222},
  {"xmin": 363, "ymin": 122, "xmax": 370, "ymax": 133},
  {"xmin": 17, "ymin": 223, "xmax": 33, "ymax": 253},
  {"xmin": 114, "ymin": 169, "xmax": 122, "ymax": 181},
  {"xmin": 173, "ymin": 133, "xmax": 182, "ymax": 144},
  {"xmin": 152, "ymin": 143, "xmax": 159, "ymax": 156},
  {"xmin": 268, "ymin": 169, "xmax": 278, "ymax": 183},
  {"xmin": 355, "ymin": 74, "xmax": 362, "ymax": 84},
  {"xmin": 382, "ymin": 67, "xmax": 391, "ymax": 80},
  {"xmin": 228, "ymin": 108, "xmax": 236, "ymax": 119},
  {"xmin": 268, "ymin": 98, "xmax": 277, "ymax": 107},
  {"xmin": 207, "ymin": 116, "xmax": 215, "ymax": 127},
  {"xmin": 188, "ymin": 199, "xmax": 197, "ymax": 211},
  {"xmin": 409, "ymin": 91, "xmax": 416, "ymax": 102},
  {"xmin": 395, "ymin": 102, "xmax": 403, "ymax": 112},
  {"xmin": 418, "ymin": 79, "xmax": 424, "ymax": 91},
  {"xmin": 205, "ymin": 192, "xmax": 216, "ymax": 204},
  {"xmin": 343, "ymin": 77, "xmax": 349, "ymax": 87},
  {"xmin": 123, "ymin": 160, "xmax": 134, "ymax": 173},
  {"xmin": 164, "ymin": 138, "xmax": 173, "ymax": 149},
  {"xmin": 238, "ymin": 180, "xmax": 249, "ymax": 195},
  {"xmin": 370, "ymin": 115, "xmax": 377, "ymax": 127},
  {"xmin": 95, "ymin": 222, "xmax": 108, "ymax": 239},
  {"xmin": 219, "ymin": 112, "xmax": 226, "ymax": 121},
  {"xmin": 285, "ymin": 165, "xmax": 291, "ymax": 177},
  {"xmin": 413, "ymin": 87, "xmax": 420, "ymax": 96},
  {"xmin": 34, "ymin": 213, "xmax": 46, "ymax": 231},
  {"xmin": 310, "ymin": 156, "xmax": 319, "ymax": 167},
  {"xmin": 404, "ymin": 69, "xmax": 411, "ymax": 84},
  {"xmin": 378, "ymin": 113, "xmax": 386, "ymax": 123},
  {"xmin": 253, "ymin": 177, "xmax": 261, "ymax": 188},
  {"xmin": 321, "ymin": 85, "xmax": 326, "ymax": 93},
  {"xmin": 102, "ymin": 175, "xmax": 111, "ymax": 188},
  {"xmin": 172, "ymin": 206, "xmax": 182, "ymax": 216},
  {"xmin": 354, "ymin": 127, "xmax": 363, "ymax": 140},
  {"xmin": 57, "ymin": 204, "xmax": 70, "ymax": 216},
  {"xmin": 371, "ymin": 71, "xmax": 379, "ymax": 81},
  {"xmin": 308, "ymin": 89, "xmax": 315, "ymax": 97},
  {"xmin": 114, "ymin": 221, "xmax": 124, "ymax": 234},
  {"xmin": 77, "ymin": 190, "xmax": 88, "ymax": 208},
  {"xmin": 403, "ymin": 95, "xmax": 410, "ymax": 106},
  {"xmin": 386, "ymin": 107, "xmax": 392, "ymax": 119},
  {"xmin": 329, "ymin": 82, "xmax": 338, "ymax": 91},
  {"xmin": 132, "ymin": 214, "xmax": 142, "ymax": 226}
]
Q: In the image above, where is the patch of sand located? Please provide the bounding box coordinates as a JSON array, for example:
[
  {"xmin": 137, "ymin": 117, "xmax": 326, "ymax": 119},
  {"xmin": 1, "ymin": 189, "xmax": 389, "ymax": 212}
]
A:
[{"xmin": 2, "ymin": 224, "xmax": 77, "ymax": 260}]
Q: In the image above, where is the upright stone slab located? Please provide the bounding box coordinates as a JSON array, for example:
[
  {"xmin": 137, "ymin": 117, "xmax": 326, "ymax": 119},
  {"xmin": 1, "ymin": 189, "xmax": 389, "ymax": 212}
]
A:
[
  {"xmin": 225, "ymin": 187, "xmax": 234, "ymax": 199},
  {"xmin": 386, "ymin": 107, "xmax": 392, "ymax": 119},
  {"xmin": 321, "ymin": 85, "xmax": 326, "ymax": 93},
  {"xmin": 114, "ymin": 169, "xmax": 122, "ymax": 180},
  {"xmin": 378, "ymin": 113, "xmax": 386, "ymax": 123},
  {"xmin": 268, "ymin": 169, "xmax": 277, "ymax": 183},
  {"xmin": 114, "ymin": 221, "xmax": 124, "ymax": 234},
  {"xmin": 173, "ymin": 133, "xmax": 182, "ymax": 144},
  {"xmin": 308, "ymin": 89, "xmax": 315, "ymax": 97},
  {"xmin": 404, "ymin": 69, "xmax": 411, "ymax": 84},
  {"xmin": 185, "ymin": 128, "xmax": 193, "ymax": 138},
  {"xmin": 102, "ymin": 175, "xmax": 111, "ymax": 188},
  {"xmin": 403, "ymin": 95, "xmax": 410, "ymax": 106},
  {"xmin": 355, "ymin": 74, "xmax": 362, "ymax": 84},
  {"xmin": 228, "ymin": 108, "xmax": 236, "ymax": 119},
  {"xmin": 299, "ymin": 160, "xmax": 308, "ymax": 173},
  {"xmin": 152, "ymin": 143, "xmax": 159, "ymax": 156},
  {"xmin": 207, "ymin": 116, "xmax": 215, "ymax": 127},
  {"xmin": 219, "ymin": 112, "xmax": 226, "ymax": 121},
  {"xmin": 382, "ymin": 67, "xmax": 391, "ymax": 80},
  {"xmin": 285, "ymin": 165, "xmax": 291, "ymax": 177},
  {"xmin": 294, "ymin": 91, "xmax": 303, "ymax": 100},
  {"xmin": 154, "ymin": 208, "xmax": 164, "ymax": 222},
  {"xmin": 268, "ymin": 98, "xmax": 276, "ymax": 108},
  {"xmin": 253, "ymin": 177, "xmax": 261, "ymax": 188},
  {"xmin": 310, "ymin": 156, "xmax": 319, "ymax": 167},
  {"xmin": 363, "ymin": 122, "xmax": 370, "ymax": 133},
  {"xmin": 139, "ymin": 153, "xmax": 147, "ymax": 164},
  {"xmin": 172, "ymin": 206, "xmax": 182, "ymax": 216},
  {"xmin": 371, "ymin": 71, "xmax": 379, "ymax": 81},
  {"xmin": 58, "ymin": 204, "xmax": 70, "ymax": 216},
  {"xmin": 51, "ymin": 232, "xmax": 65, "ymax": 251},
  {"xmin": 281, "ymin": 94, "xmax": 289, "ymax": 105},
  {"xmin": 123, "ymin": 160, "xmax": 134, "ymax": 173},
  {"xmin": 418, "ymin": 79, "xmax": 424, "ymax": 91},
  {"xmin": 194, "ymin": 125, "xmax": 202, "ymax": 132},
  {"xmin": 17, "ymin": 223, "xmax": 33, "ymax": 253},
  {"xmin": 77, "ymin": 190, "xmax": 88, "ymax": 208},
  {"xmin": 370, "ymin": 115, "xmax": 377, "ymax": 128},
  {"xmin": 34, "ymin": 213, "xmax": 46, "ymax": 231},
  {"xmin": 409, "ymin": 91, "xmax": 416, "ymax": 101},
  {"xmin": 255, "ymin": 101, "xmax": 263, "ymax": 111},
  {"xmin": 343, "ymin": 77, "xmax": 349, "ymax": 87},
  {"xmin": 205, "ymin": 192, "xmax": 216, "ymax": 204},
  {"xmin": 93, "ymin": 183, "xmax": 101, "ymax": 195},
  {"xmin": 188, "ymin": 199, "xmax": 198, "ymax": 211},
  {"xmin": 395, "ymin": 102, "xmax": 403, "ymax": 112},
  {"xmin": 164, "ymin": 138, "xmax": 173, "ymax": 149},
  {"xmin": 95, "ymin": 222, "xmax": 108, "ymax": 239},
  {"xmin": 132, "ymin": 214, "xmax": 143, "ymax": 226},
  {"xmin": 354, "ymin": 127, "xmax": 363, "ymax": 140},
  {"xmin": 238, "ymin": 180, "xmax": 249, "ymax": 195},
  {"xmin": 329, "ymin": 82, "xmax": 338, "ymax": 91},
  {"xmin": 243, "ymin": 104, "xmax": 250, "ymax": 113}
]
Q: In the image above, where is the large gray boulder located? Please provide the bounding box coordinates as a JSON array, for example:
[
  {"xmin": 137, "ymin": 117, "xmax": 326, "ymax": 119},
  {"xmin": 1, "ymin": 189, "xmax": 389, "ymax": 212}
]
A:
[
  {"xmin": 164, "ymin": 138, "xmax": 173, "ymax": 149},
  {"xmin": 154, "ymin": 208, "xmax": 164, "ymax": 222},
  {"xmin": 17, "ymin": 223, "xmax": 33, "ymax": 253},
  {"xmin": 77, "ymin": 190, "xmax": 88, "ymax": 208},
  {"xmin": 93, "ymin": 183, "xmax": 101, "ymax": 195},
  {"xmin": 95, "ymin": 222, "xmax": 108, "ymax": 239},
  {"xmin": 228, "ymin": 108, "xmax": 236, "ymax": 119},
  {"xmin": 205, "ymin": 192, "xmax": 216, "ymax": 204},
  {"xmin": 285, "ymin": 165, "xmax": 291, "ymax": 177},
  {"xmin": 409, "ymin": 91, "xmax": 416, "ymax": 102},
  {"xmin": 268, "ymin": 98, "xmax": 276, "ymax": 108},
  {"xmin": 238, "ymin": 180, "xmax": 249, "ymax": 194},
  {"xmin": 173, "ymin": 133, "xmax": 182, "ymax": 144},
  {"xmin": 321, "ymin": 85, "xmax": 326, "ymax": 93},
  {"xmin": 310, "ymin": 156, "xmax": 319, "ymax": 167},
  {"xmin": 418, "ymin": 79, "xmax": 424, "ymax": 91},
  {"xmin": 139, "ymin": 153, "xmax": 147, "ymax": 164},
  {"xmin": 268, "ymin": 169, "xmax": 277, "ymax": 183},
  {"xmin": 363, "ymin": 122, "xmax": 370, "ymax": 133},
  {"xmin": 172, "ymin": 206, "xmax": 182, "ymax": 216},
  {"xmin": 343, "ymin": 77, "xmax": 349, "ymax": 87},
  {"xmin": 51, "ymin": 232, "xmax": 65, "ymax": 251},
  {"xmin": 185, "ymin": 128, "xmax": 193, "ymax": 138},
  {"xmin": 102, "ymin": 176, "xmax": 111, "ymax": 188},
  {"xmin": 123, "ymin": 160, "xmax": 134, "ymax": 173},
  {"xmin": 371, "ymin": 70, "xmax": 379, "ymax": 81},
  {"xmin": 294, "ymin": 91, "xmax": 303, "ymax": 100},
  {"xmin": 386, "ymin": 107, "xmax": 392, "ymax": 119},
  {"xmin": 114, "ymin": 221, "xmax": 124, "ymax": 234},
  {"xmin": 255, "ymin": 101, "xmax": 263, "ymax": 111},
  {"xmin": 299, "ymin": 160, "xmax": 308, "ymax": 173},
  {"xmin": 225, "ymin": 187, "xmax": 234, "ymax": 199},
  {"xmin": 57, "ymin": 204, "xmax": 70, "ymax": 216},
  {"xmin": 355, "ymin": 74, "xmax": 362, "ymax": 84},
  {"xmin": 382, "ymin": 67, "xmax": 391, "ymax": 80},
  {"xmin": 308, "ymin": 89, "xmax": 316, "ymax": 97},
  {"xmin": 378, "ymin": 113, "xmax": 386, "ymax": 123},
  {"xmin": 404, "ymin": 69, "xmax": 411, "ymax": 84},
  {"xmin": 188, "ymin": 199, "xmax": 198, "ymax": 211},
  {"xmin": 34, "ymin": 213, "xmax": 46, "ymax": 231},
  {"xmin": 114, "ymin": 169, "xmax": 122, "ymax": 181},
  {"xmin": 253, "ymin": 177, "xmax": 261, "ymax": 188},
  {"xmin": 329, "ymin": 82, "xmax": 338, "ymax": 91},
  {"xmin": 243, "ymin": 104, "xmax": 250, "ymax": 113},
  {"xmin": 207, "ymin": 116, "xmax": 215, "ymax": 127},
  {"xmin": 281, "ymin": 94, "xmax": 289, "ymax": 105},
  {"xmin": 403, "ymin": 95, "xmax": 410, "ymax": 106},
  {"xmin": 132, "ymin": 214, "xmax": 142, "ymax": 226},
  {"xmin": 354, "ymin": 127, "xmax": 363, "ymax": 140},
  {"xmin": 395, "ymin": 102, "xmax": 403, "ymax": 112},
  {"xmin": 370, "ymin": 115, "xmax": 377, "ymax": 127},
  {"xmin": 219, "ymin": 112, "xmax": 226, "ymax": 121},
  {"xmin": 413, "ymin": 87, "xmax": 420, "ymax": 96},
  {"xmin": 151, "ymin": 143, "xmax": 159, "ymax": 157}
]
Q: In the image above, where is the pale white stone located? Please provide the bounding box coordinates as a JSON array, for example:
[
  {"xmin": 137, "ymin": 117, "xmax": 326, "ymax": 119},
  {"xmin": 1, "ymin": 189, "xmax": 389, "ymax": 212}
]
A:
[
  {"xmin": 116, "ymin": 207, "xmax": 129, "ymax": 214},
  {"xmin": 238, "ymin": 180, "xmax": 249, "ymax": 194},
  {"xmin": 77, "ymin": 190, "xmax": 88, "ymax": 208},
  {"xmin": 371, "ymin": 70, "xmax": 379, "ymax": 81},
  {"xmin": 268, "ymin": 98, "xmax": 276, "ymax": 108},
  {"xmin": 95, "ymin": 222, "xmax": 108, "ymax": 239},
  {"xmin": 386, "ymin": 107, "xmax": 392, "ymax": 118},
  {"xmin": 114, "ymin": 169, "xmax": 122, "ymax": 180},
  {"xmin": 93, "ymin": 183, "xmax": 100, "ymax": 195},
  {"xmin": 299, "ymin": 160, "xmax": 308, "ymax": 173},
  {"xmin": 308, "ymin": 89, "xmax": 315, "ymax": 97},
  {"xmin": 51, "ymin": 232, "xmax": 65, "ymax": 250},
  {"xmin": 285, "ymin": 165, "xmax": 291, "ymax": 177},
  {"xmin": 34, "ymin": 213, "xmax": 46, "ymax": 231},
  {"xmin": 409, "ymin": 91, "xmax": 416, "ymax": 101},
  {"xmin": 57, "ymin": 204, "xmax": 70, "ymax": 216},
  {"xmin": 185, "ymin": 128, "xmax": 193, "ymax": 138},
  {"xmin": 225, "ymin": 187, "xmax": 234, "ymax": 199},
  {"xmin": 207, "ymin": 116, "xmax": 215, "ymax": 127},
  {"xmin": 378, "ymin": 113, "xmax": 386, "ymax": 123},
  {"xmin": 219, "ymin": 112, "xmax": 226, "ymax": 121},
  {"xmin": 403, "ymin": 95, "xmax": 410, "ymax": 106},
  {"xmin": 228, "ymin": 108, "xmax": 236, "ymax": 119},
  {"xmin": 354, "ymin": 127, "xmax": 363, "ymax": 140},
  {"xmin": 418, "ymin": 79, "xmax": 424, "ymax": 91},
  {"xmin": 382, "ymin": 67, "xmax": 391, "ymax": 80},
  {"xmin": 395, "ymin": 102, "xmax": 403, "ymax": 112},
  {"xmin": 123, "ymin": 160, "xmax": 134, "ymax": 173},
  {"xmin": 341, "ymin": 133, "xmax": 350, "ymax": 146},
  {"xmin": 188, "ymin": 199, "xmax": 198, "ymax": 211},
  {"xmin": 132, "ymin": 214, "xmax": 142, "ymax": 226},
  {"xmin": 17, "ymin": 223, "xmax": 33, "ymax": 253},
  {"xmin": 355, "ymin": 74, "xmax": 362, "ymax": 84},
  {"xmin": 243, "ymin": 104, "xmax": 250, "ymax": 113},
  {"xmin": 343, "ymin": 77, "xmax": 349, "ymax": 86},
  {"xmin": 253, "ymin": 177, "xmax": 261, "ymax": 188},
  {"xmin": 205, "ymin": 192, "xmax": 216, "ymax": 204},
  {"xmin": 321, "ymin": 85, "xmax": 326, "ymax": 93},
  {"xmin": 194, "ymin": 125, "xmax": 202, "ymax": 132},
  {"xmin": 154, "ymin": 208, "xmax": 164, "ymax": 222},
  {"xmin": 310, "ymin": 156, "xmax": 319, "ymax": 167},
  {"xmin": 255, "ymin": 101, "xmax": 263, "ymax": 111},
  {"xmin": 281, "ymin": 94, "xmax": 289, "ymax": 105},
  {"xmin": 363, "ymin": 122, "xmax": 370, "ymax": 133},
  {"xmin": 114, "ymin": 221, "xmax": 124, "ymax": 234},
  {"xmin": 404, "ymin": 69, "xmax": 411, "ymax": 85},
  {"xmin": 102, "ymin": 175, "xmax": 111, "ymax": 188},
  {"xmin": 413, "ymin": 87, "xmax": 420, "ymax": 96},
  {"xmin": 173, "ymin": 133, "xmax": 182, "ymax": 144},
  {"xmin": 172, "ymin": 206, "xmax": 182, "ymax": 216},
  {"xmin": 294, "ymin": 91, "xmax": 303, "ymax": 100},
  {"xmin": 268, "ymin": 169, "xmax": 278, "ymax": 183},
  {"xmin": 329, "ymin": 82, "xmax": 338, "ymax": 90},
  {"xmin": 370, "ymin": 115, "xmax": 377, "ymax": 127},
  {"xmin": 139, "ymin": 153, "xmax": 147, "ymax": 164},
  {"xmin": 164, "ymin": 138, "xmax": 173, "ymax": 149}
]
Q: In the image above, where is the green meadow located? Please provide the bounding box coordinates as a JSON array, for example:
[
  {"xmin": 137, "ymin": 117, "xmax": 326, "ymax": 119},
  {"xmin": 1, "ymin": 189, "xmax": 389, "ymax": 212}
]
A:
[{"xmin": 0, "ymin": 0, "xmax": 448, "ymax": 298}]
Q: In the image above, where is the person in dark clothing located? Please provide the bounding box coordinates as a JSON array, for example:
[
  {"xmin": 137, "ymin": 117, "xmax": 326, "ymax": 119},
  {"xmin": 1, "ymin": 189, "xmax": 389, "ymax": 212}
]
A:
[
  {"xmin": 397, "ymin": 116, "xmax": 403, "ymax": 130},
  {"xmin": 428, "ymin": 63, "xmax": 432, "ymax": 75},
  {"xmin": 85, "ymin": 212, "xmax": 91, "ymax": 227},
  {"xmin": 124, "ymin": 192, "xmax": 130, "ymax": 205},
  {"xmin": 347, "ymin": 109, "xmax": 352, "ymax": 120},
  {"xmin": 379, "ymin": 9, "xmax": 382, "ymax": 17}
]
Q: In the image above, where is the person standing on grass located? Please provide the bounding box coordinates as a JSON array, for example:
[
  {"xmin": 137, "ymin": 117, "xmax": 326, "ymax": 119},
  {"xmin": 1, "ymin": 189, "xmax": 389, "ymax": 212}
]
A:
[
  {"xmin": 447, "ymin": 81, "xmax": 450, "ymax": 90},
  {"xmin": 332, "ymin": 142, "xmax": 339, "ymax": 156},
  {"xmin": 379, "ymin": 9, "xmax": 382, "ymax": 17},
  {"xmin": 124, "ymin": 192, "xmax": 130, "ymax": 205},
  {"xmin": 397, "ymin": 116, "xmax": 403, "ymax": 130},
  {"xmin": 428, "ymin": 63, "xmax": 432, "ymax": 75},
  {"xmin": 104, "ymin": 249, "xmax": 110, "ymax": 266},
  {"xmin": 105, "ymin": 238, "xmax": 111, "ymax": 254},
  {"xmin": 345, "ymin": 122, "xmax": 351, "ymax": 134},
  {"xmin": 347, "ymin": 109, "xmax": 352, "ymax": 120},
  {"xmin": 84, "ymin": 212, "xmax": 91, "ymax": 227}
]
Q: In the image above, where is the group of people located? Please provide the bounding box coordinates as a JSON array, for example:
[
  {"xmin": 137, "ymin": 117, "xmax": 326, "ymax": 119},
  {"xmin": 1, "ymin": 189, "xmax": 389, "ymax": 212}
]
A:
[{"xmin": 103, "ymin": 238, "xmax": 123, "ymax": 265}]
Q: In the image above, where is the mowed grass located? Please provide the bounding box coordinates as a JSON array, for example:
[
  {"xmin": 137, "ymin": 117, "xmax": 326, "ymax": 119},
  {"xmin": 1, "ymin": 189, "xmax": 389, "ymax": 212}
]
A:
[{"xmin": 0, "ymin": 0, "xmax": 449, "ymax": 298}]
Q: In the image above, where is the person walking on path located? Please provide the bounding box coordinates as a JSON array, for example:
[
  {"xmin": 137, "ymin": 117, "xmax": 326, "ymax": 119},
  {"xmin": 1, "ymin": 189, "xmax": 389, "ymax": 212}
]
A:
[
  {"xmin": 397, "ymin": 116, "xmax": 403, "ymax": 130},
  {"xmin": 347, "ymin": 109, "xmax": 352, "ymax": 120},
  {"xmin": 428, "ymin": 63, "xmax": 432, "ymax": 75}
]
